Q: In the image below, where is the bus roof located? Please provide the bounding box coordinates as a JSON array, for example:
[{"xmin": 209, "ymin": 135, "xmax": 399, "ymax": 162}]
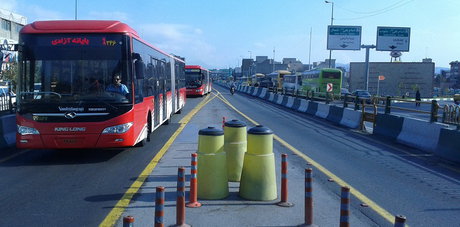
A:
[
  {"xmin": 19, "ymin": 20, "xmax": 186, "ymax": 63},
  {"xmin": 302, "ymin": 68, "xmax": 342, "ymax": 75},
  {"xmin": 20, "ymin": 20, "xmax": 140, "ymax": 38},
  {"xmin": 185, "ymin": 65, "xmax": 209, "ymax": 72}
]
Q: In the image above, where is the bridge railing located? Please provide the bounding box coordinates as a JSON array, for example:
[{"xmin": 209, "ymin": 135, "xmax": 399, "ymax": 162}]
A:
[
  {"xmin": 225, "ymin": 82, "xmax": 460, "ymax": 129},
  {"xmin": 0, "ymin": 93, "xmax": 15, "ymax": 116}
]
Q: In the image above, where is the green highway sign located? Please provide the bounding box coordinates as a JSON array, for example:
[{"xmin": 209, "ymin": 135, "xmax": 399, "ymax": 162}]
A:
[
  {"xmin": 376, "ymin": 27, "xmax": 410, "ymax": 51},
  {"xmin": 327, "ymin": 25, "xmax": 362, "ymax": 50}
]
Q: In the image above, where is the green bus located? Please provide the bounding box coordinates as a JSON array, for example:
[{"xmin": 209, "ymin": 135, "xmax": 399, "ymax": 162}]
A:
[{"xmin": 300, "ymin": 68, "xmax": 342, "ymax": 95}]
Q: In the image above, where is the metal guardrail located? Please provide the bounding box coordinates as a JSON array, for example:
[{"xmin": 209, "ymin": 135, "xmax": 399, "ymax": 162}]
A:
[
  {"xmin": 0, "ymin": 93, "xmax": 15, "ymax": 115},
  {"xmin": 252, "ymin": 84, "xmax": 460, "ymax": 129}
]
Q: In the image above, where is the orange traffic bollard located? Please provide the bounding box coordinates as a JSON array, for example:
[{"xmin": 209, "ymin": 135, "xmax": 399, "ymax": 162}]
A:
[
  {"xmin": 277, "ymin": 154, "xmax": 293, "ymax": 207},
  {"xmin": 299, "ymin": 168, "xmax": 318, "ymax": 226},
  {"xmin": 186, "ymin": 153, "xmax": 201, "ymax": 208},
  {"xmin": 155, "ymin": 186, "xmax": 165, "ymax": 227},
  {"xmin": 123, "ymin": 216, "xmax": 134, "ymax": 227},
  {"xmin": 394, "ymin": 215, "xmax": 407, "ymax": 227},
  {"xmin": 340, "ymin": 186, "xmax": 350, "ymax": 227},
  {"xmin": 174, "ymin": 167, "xmax": 190, "ymax": 227}
]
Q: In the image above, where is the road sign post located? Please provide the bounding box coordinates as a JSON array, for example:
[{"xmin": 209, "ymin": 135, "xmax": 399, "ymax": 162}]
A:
[{"xmin": 361, "ymin": 44, "xmax": 376, "ymax": 91}]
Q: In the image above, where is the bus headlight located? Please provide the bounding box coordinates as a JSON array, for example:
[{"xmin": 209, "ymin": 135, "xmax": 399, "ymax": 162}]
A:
[
  {"xmin": 17, "ymin": 125, "xmax": 40, "ymax": 135},
  {"xmin": 102, "ymin": 122, "xmax": 133, "ymax": 134}
]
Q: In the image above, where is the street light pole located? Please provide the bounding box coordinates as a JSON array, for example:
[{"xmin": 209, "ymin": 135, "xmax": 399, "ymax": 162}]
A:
[
  {"xmin": 325, "ymin": 1, "xmax": 334, "ymax": 68},
  {"xmin": 75, "ymin": 0, "xmax": 78, "ymax": 20}
]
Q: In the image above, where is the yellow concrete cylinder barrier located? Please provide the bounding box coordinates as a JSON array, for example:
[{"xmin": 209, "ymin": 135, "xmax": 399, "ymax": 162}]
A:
[
  {"xmin": 197, "ymin": 127, "xmax": 229, "ymax": 199},
  {"xmin": 239, "ymin": 125, "xmax": 277, "ymax": 201},
  {"xmin": 224, "ymin": 119, "xmax": 247, "ymax": 182}
]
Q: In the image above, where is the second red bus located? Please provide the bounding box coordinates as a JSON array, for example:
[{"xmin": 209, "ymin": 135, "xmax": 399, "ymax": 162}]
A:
[{"xmin": 185, "ymin": 65, "xmax": 212, "ymax": 96}]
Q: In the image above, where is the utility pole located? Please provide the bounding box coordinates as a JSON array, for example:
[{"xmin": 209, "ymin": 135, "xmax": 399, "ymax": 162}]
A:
[
  {"xmin": 273, "ymin": 47, "xmax": 275, "ymax": 72},
  {"xmin": 75, "ymin": 0, "xmax": 78, "ymax": 20},
  {"xmin": 308, "ymin": 27, "xmax": 312, "ymax": 70}
]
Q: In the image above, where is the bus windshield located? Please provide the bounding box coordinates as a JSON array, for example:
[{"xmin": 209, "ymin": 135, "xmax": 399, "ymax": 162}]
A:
[
  {"xmin": 185, "ymin": 72, "xmax": 202, "ymax": 87},
  {"xmin": 322, "ymin": 71, "xmax": 341, "ymax": 79},
  {"xmin": 18, "ymin": 34, "xmax": 131, "ymax": 105}
]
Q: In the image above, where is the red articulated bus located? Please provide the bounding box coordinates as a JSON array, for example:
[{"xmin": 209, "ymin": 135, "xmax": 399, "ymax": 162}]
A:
[
  {"xmin": 16, "ymin": 20, "xmax": 186, "ymax": 149},
  {"xmin": 185, "ymin": 65, "xmax": 212, "ymax": 96}
]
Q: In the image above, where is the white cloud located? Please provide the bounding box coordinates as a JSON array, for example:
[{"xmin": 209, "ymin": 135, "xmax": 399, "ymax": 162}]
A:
[
  {"xmin": 12, "ymin": 3, "xmax": 65, "ymax": 21},
  {"xmin": 138, "ymin": 23, "xmax": 223, "ymax": 68},
  {"xmin": 27, "ymin": 5, "xmax": 63, "ymax": 20},
  {"xmin": 0, "ymin": 0, "xmax": 17, "ymax": 11}
]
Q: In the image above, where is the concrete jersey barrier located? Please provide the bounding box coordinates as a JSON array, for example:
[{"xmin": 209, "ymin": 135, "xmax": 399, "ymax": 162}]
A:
[
  {"xmin": 326, "ymin": 106, "xmax": 344, "ymax": 124},
  {"xmin": 435, "ymin": 128, "xmax": 460, "ymax": 162},
  {"xmin": 397, "ymin": 118, "xmax": 448, "ymax": 152},
  {"xmin": 298, "ymin": 100, "xmax": 309, "ymax": 112},
  {"xmin": 315, "ymin": 103, "xmax": 330, "ymax": 119},
  {"xmin": 0, "ymin": 114, "xmax": 16, "ymax": 149},
  {"xmin": 339, "ymin": 108, "xmax": 362, "ymax": 129},
  {"xmin": 374, "ymin": 114, "xmax": 404, "ymax": 141},
  {"xmin": 306, "ymin": 102, "xmax": 318, "ymax": 116}
]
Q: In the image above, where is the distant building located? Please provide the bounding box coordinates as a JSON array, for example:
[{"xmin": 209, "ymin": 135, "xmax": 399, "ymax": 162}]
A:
[
  {"xmin": 241, "ymin": 58, "xmax": 254, "ymax": 77},
  {"xmin": 349, "ymin": 61, "xmax": 434, "ymax": 97},
  {"xmin": 0, "ymin": 8, "xmax": 27, "ymax": 43},
  {"xmin": 312, "ymin": 59, "xmax": 336, "ymax": 69},
  {"xmin": 242, "ymin": 56, "xmax": 289, "ymax": 76},
  {"xmin": 0, "ymin": 8, "xmax": 27, "ymax": 72},
  {"xmin": 282, "ymin": 58, "xmax": 304, "ymax": 72},
  {"xmin": 255, "ymin": 56, "xmax": 268, "ymax": 63},
  {"xmin": 450, "ymin": 61, "xmax": 460, "ymax": 88}
]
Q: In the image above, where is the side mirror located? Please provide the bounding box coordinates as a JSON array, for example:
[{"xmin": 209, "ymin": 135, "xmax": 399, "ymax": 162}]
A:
[{"xmin": 135, "ymin": 60, "xmax": 145, "ymax": 79}]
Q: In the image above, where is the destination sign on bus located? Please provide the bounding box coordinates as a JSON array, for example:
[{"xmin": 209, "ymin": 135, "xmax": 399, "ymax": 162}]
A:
[
  {"xmin": 185, "ymin": 69, "xmax": 201, "ymax": 73},
  {"xmin": 34, "ymin": 35, "xmax": 122, "ymax": 47}
]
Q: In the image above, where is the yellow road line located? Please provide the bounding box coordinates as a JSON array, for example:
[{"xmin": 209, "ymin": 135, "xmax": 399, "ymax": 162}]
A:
[
  {"xmin": 214, "ymin": 90, "xmax": 398, "ymax": 225},
  {"xmin": 100, "ymin": 94, "xmax": 217, "ymax": 227}
]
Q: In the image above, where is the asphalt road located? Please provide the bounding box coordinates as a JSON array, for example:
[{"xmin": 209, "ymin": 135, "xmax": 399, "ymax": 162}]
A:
[
  {"xmin": 0, "ymin": 97, "xmax": 202, "ymax": 227},
  {"xmin": 1, "ymin": 86, "xmax": 460, "ymax": 226},
  {"xmin": 216, "ymin": 85, "xmax": 460, "ymax": 226}
]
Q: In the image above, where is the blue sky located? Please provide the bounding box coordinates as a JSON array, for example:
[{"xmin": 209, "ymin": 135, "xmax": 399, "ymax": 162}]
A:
[{"xmin": 2, "ymin": 0, "xmax": 460, "ymax": 69}]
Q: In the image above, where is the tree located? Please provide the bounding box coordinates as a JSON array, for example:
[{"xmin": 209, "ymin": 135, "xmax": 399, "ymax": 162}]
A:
[{"xmin": 0, "ymin": 62, "xmax": 18, "ymax": 90}]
